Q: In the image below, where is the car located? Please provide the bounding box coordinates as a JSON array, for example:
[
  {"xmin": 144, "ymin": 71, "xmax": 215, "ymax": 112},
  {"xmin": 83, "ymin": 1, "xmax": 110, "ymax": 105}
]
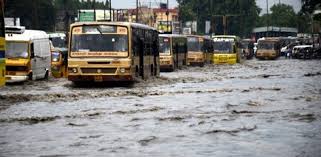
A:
[{"xmin": 292, "ymin": 45, "xmax": 313, "ymax": 59}]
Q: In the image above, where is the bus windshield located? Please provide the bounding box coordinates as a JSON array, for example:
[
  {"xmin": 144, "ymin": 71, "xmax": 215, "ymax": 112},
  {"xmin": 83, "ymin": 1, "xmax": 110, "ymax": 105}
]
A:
[
  {"xmin": 5, "ymin": 42, "xmax": 29, "ymax": 59},
  {"xmin": 71, "ymin": 34, "xmax": 128, "ymax": 52},
  {"xmin": 188, "ymin": 37, "xmax": 202, "ymax": 52},
  {"xmin": 214, "ymin": 41, "xmax": 233, "ymax": 53},
  {"xmin": 159, "ymin": 37, "xmax": 171, "ymax": 55},
  {"xmin": 241, "ymin": 41, "xmax": 250, "ymax": 49},
  {"xmin": 258, "ymin": 42, "xmax": 275, "ymax": 50}
]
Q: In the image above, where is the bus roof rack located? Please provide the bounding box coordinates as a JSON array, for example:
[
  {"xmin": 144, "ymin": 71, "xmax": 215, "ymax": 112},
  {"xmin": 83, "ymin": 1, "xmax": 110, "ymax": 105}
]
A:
[{"xmin": 5, "ymin": 26, "xmax": 26, "ymax": 34}]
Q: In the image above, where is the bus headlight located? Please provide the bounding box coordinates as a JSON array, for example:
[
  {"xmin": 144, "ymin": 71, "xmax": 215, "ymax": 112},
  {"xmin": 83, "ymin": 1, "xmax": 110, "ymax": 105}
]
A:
[
  {"xmin": 68, "ymin": 67, "xmax": 78, "ymax": 73},
  {"xmin": 120, "ymin": 68, "xmax": 126, "ymax": 73},
  {"xmin": 72, "ymin": 68, "xmax": 78, "ymax": 73}
]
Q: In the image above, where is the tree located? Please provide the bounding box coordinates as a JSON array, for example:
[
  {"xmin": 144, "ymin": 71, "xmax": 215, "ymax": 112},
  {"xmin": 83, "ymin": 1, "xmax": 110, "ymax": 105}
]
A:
[
  {"xmin": 257, "ymin": 4, "xmax": 297, "ymax": 28},
  {"xmin": 4, "ymin": 0, "xmax": 110, "ymax": 32},
  {"xmin": 301, "ymin": 0, "xmax": 321, "ymax": 14},
  {"xmin": 177, "ymin": 0, "xmax": 260, "ymax": 37}
]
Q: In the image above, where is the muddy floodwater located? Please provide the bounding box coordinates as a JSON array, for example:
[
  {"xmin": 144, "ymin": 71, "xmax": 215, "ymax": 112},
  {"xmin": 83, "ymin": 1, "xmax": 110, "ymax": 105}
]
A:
[{"xmin": 0, "ymin": 59, "xmax": 321, "ymax": 157}]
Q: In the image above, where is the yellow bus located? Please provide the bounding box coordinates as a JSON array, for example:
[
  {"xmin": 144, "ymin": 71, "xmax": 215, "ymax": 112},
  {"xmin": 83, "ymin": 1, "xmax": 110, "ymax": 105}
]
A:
[
  {"xmin": 256, "ymin": 37, "xmax": 280, "ymax": 60},
  {"xmin": 212, "ymin": 35, "xmax": 241, "ymax": 64},
  {"xmin": 68, "ymin": 22, "xmax": 160, "ymax": 83},
  {"xmin": 159, "ymin": 34, "xmax": 187, "ymax": 71},
  {"xmin": 0, "ymin": 0, "xmax": 5, "ymax": 86},
  {"xmin": 203, "ymin": 36, "xmax": 214, "ymax": 64},
  {"xmin": 186, "ymin": 35, "xmax": 205, "ymax": 67}
]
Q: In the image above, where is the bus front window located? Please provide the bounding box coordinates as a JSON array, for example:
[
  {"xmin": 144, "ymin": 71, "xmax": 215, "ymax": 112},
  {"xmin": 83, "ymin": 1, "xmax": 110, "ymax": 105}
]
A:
[
  {"xmin": 71, "ymin": 25, "xmax": 128, "ymax": 57},
  {"xmin": 5, "ymin": 42, "xmax": 29, "ymax": 59},
  {"xmin": 188, "ymin": 37, "xmax": 201, "ymax": 52},
  {"xmin": 258, "ymin": 42, "xmax": 275, "ymax": 50},
  {"xmin": 214, "ymin": 42, "xmax": 233, "ymax": 53},
  {"xmin": 72, "ymin": 34, "xmax": 128, "ymax": 52},
  {"xmin": 159, "ymin": 37, "xmax": 170, "ymax": 55}
]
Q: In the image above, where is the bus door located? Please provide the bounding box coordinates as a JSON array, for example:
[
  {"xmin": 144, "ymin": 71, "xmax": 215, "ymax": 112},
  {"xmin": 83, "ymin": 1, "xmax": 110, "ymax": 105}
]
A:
[
  {"xmin": 152, "ymin": 32, "xmax": 159, "ymax": 76},
  {"xmin": 139, "ymin": 37, "xmax": 144, "ymax": 78}
]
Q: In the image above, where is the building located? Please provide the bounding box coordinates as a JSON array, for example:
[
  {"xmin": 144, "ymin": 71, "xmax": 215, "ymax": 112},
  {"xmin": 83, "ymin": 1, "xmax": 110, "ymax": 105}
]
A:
[{"xmin": 252, "ymin": 26, "xmax": 298, "ymax": 40}]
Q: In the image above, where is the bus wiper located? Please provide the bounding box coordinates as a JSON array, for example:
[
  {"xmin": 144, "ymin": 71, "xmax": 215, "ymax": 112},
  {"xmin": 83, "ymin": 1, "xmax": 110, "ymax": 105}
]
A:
[{"xmin": 96, "ymin": 26, "xmax": 103, "ymax": 35}]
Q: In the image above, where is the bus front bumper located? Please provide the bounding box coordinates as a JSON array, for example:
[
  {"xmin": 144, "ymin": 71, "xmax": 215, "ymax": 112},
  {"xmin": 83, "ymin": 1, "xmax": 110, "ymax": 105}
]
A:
[
  {"xmin": 160, "ymin": 64, "xmax": 174, "ymax": 72},
  {"xmin": 5, "ymin": 75, "xmax": 28, "ymax": 83},
  {"xmin": 68, "ymin": 75, "xmax": 134, "ymax": 82}
]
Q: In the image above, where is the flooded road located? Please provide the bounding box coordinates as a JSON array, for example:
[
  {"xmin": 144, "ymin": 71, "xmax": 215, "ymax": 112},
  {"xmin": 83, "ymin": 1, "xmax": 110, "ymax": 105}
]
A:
[{"xmin": 1, "ymin": 59, "xmax": 321, "ymax": 157}]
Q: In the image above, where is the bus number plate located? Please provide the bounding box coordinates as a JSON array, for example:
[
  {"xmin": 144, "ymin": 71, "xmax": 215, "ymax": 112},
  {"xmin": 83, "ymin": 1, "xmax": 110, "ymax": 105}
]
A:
[{"xmin": 94, "ymin": 75, "xmax": 103, "ymax": 82}]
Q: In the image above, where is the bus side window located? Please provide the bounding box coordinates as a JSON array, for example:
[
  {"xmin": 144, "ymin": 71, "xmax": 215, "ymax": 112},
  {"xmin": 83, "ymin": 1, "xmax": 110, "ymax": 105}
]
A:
[
  {"xmin": 30, "ymin": 43, "xmax": 35, "ymax": 58},
  {"xmin": 132, "ymin": 28, "xmax": 140, "ymax": 57}
]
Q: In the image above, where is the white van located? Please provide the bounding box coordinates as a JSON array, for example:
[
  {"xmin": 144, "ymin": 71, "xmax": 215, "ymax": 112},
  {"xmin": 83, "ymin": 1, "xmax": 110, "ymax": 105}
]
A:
[{"xmin": 5, "ymin": 26, "xmax": 51, "ymax": 83}]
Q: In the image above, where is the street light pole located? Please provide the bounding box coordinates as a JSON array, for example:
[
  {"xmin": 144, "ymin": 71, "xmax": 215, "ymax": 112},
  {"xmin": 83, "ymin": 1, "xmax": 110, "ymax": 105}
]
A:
[
  {"xmin": 166, "ymin": 0, "xmax": 169, "ymax": 33},
  {"xmin": 109, "ymin": 0, "xmax": 112, "ymax": 21},
  {"xmin": 136, "ymin": 0, "xmax": 139, "ymax": 23},
  {"xmin": 266, "ymin": 0, "xmax": 269, "ymax": 37},
  {"xmin": 93, "ymin": 0, "xmax": 96, "ymax": 21}
]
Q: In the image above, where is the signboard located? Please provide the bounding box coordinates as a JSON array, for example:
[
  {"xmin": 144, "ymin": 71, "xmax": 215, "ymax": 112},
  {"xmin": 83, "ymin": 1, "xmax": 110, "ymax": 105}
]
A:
[
  {"xmin": 185, "ymin": 21, "xmax": 197, "ymax": 33},
  {"xmin": 4, "ymin": 18, "xmax": 20, "ymax": 26},
  {"xmin": 79, "ymin": 10, "xmax": 95, "ymax": 22},
  {"xmin": 183, "ymin": 27, "xmax": 191, "ymax": 35},
  {"xmin": 78, "ymin": 10, "xmax": 114, "ymax": 22},
  {"xmin": 158, "ymin": 21, "xmax": 172, "ymax": 33}
]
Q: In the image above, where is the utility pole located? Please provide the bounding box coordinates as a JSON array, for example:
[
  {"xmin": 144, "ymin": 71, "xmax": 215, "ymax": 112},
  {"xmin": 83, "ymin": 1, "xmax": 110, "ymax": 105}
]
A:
[
  {"xmin": 266, "ymin": 0, "xmax": 269, "ymax": 37},
  {"xmin": 136, "ymin": 0, "xmax": 139, "ymax": 23},
  {"xmin": 93, "ymin": 0, "xmax": 96, "ymax": 21},
  {"xmin": 109, "ymin": 0, "xmax": 112, "ymax": 21},
  {"xmin": 166, "ymin": 0, "xmax": 169, "ymax": 33}
]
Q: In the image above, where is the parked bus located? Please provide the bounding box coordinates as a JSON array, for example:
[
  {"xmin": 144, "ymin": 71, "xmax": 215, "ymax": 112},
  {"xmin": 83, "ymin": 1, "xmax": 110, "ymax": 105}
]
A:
[
  {"xmin": 186, "ymin": 35, "xmax": 205, "ymax": 67},
  {"xmin": 0, "ymin": 0, "xmax": 5, "ymax": 86},
  {"xmin": 256, "ymin": 37, "xmax": 281, "ymax": 60},
  {"xmin": 68, "ymin": 22, "xmax": 159, "ymax": 83},
  {"xmin": 159, "ymin": 34, "xmax": 187, "ymax": 71},
  {"xmin": 212, "ymin": 35, "xmax": 241, "ymax": 64},
  {"xmin": 5, "ymin": 26, "xmax": 51, "ymax": 83},
  {"xmin": 241, "ymin": 39, "xmax": 254, "ymax": 59},
  {"xmin": 203, "ymin": 36, "xmax": 214, "ymax": 64},
  {"xmin": 49, "ymin": 33, "xmax": 68, "ymax": 78}
]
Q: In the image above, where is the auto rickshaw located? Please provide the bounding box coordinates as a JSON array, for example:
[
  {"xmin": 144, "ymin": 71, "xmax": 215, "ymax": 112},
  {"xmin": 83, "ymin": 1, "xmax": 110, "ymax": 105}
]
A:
[{"xmin": 51, "ymin": 48, "xmax": 68, "ymax": 78}]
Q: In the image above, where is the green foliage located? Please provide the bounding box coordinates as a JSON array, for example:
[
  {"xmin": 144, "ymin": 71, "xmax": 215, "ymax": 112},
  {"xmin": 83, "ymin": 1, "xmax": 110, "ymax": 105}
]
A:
[
  {"xmin": 177, "ymin": 0, "xmax": 260, "ymax": 37},
  {"xmin": 301, "ymin": 0, "xmax": 321, "ymax": 14},
  {"xmin": 4, "ymin": 0, "xmax": 109, "ymax": 32},
  {"xmin": 256, "ymin": 4, "xmax": 297, "ymax": 28}
]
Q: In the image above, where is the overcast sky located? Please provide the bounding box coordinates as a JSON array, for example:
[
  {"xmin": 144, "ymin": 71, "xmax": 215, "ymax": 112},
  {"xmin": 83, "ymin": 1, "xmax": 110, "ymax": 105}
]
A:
[{"xmin": 102, "ymin": 0, "xmax": 301, "ymax": 14}]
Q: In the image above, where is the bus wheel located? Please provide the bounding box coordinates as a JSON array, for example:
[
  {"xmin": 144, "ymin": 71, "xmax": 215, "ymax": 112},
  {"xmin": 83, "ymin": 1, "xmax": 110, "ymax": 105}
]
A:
[
  {"xmin": 44, "ymin": 71, "xmax": 49, "ymax": 80},
  {"xmin": 135, "ymin": 66, "xmax": 139, "ymax": 77},
  {"xmin": 28, "ymin": 72, "xmax": 33, "ymax": 80}
]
